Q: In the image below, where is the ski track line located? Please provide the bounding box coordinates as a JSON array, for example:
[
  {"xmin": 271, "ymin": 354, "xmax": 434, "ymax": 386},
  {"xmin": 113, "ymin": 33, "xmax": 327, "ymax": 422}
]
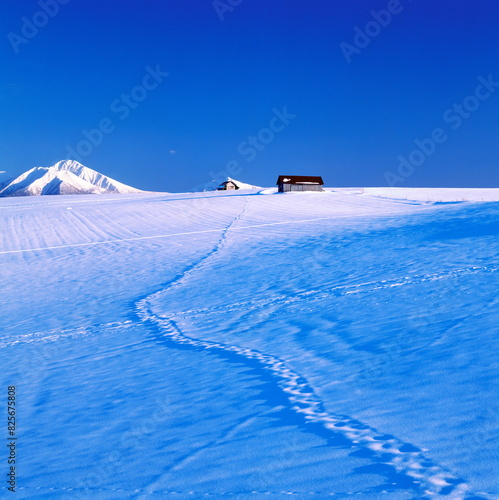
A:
[
  {"xmin": 133, "ymin": 197, "xmax": 485, "ymax": 500},
  {"xmin": 0, "ymin": 208, "xmax": 430, "ymax": 256},
  {"xmin": 15, "ymin": 485, "xmax": 419, "ymax": 497}
]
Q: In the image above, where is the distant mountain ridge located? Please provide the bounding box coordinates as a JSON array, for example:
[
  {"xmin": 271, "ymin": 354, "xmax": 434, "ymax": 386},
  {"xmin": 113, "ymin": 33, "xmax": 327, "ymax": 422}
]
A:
[{"xmin": 0, "ymin": 160, "xmax": 142, "ymax": 197}]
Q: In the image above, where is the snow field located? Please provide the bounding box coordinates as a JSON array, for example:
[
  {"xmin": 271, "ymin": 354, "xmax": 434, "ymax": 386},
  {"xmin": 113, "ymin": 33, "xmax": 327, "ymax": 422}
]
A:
[{"xmin": 1, "ymin": 189, "xmax": 498, "ymax": 499}]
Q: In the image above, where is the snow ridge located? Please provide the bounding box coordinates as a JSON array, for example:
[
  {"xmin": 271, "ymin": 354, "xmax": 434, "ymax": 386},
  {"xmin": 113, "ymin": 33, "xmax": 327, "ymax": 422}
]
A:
[{"xmin": 134, "ymin": 198, "xmax": 480, "ymax": 500}]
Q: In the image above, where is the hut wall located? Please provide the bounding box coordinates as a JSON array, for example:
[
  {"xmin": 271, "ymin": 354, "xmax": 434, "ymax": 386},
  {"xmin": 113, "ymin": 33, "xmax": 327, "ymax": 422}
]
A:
[{"xmin": 279, "ymin": 184, "xmax": 322, "ymax": 192}]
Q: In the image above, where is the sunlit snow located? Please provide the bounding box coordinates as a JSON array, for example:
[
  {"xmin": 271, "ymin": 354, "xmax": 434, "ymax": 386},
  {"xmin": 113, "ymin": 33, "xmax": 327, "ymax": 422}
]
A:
[{"xmin": 1, "ymin": 188, "xmax": 498, "ymax": 499}]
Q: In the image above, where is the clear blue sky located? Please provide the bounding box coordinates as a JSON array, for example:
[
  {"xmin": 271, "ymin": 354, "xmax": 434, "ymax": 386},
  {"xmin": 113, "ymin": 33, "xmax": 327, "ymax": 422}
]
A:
[{"xmin": 1, "ymin": 0, "xmax": 499, "ymax": 192}]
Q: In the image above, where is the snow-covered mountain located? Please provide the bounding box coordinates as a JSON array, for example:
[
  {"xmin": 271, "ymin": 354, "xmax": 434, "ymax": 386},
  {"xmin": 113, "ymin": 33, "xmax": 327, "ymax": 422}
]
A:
[{"xmin": 0, "ymin": 160, "xmax": 142, "ymax": 197}]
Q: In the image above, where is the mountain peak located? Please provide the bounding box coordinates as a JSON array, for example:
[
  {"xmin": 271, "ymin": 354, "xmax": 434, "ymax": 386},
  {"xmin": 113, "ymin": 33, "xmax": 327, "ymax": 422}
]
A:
[
  {"xmin": 0, "ymin": 160, "xmax": 142, "ymax": 197},
  {"xmin": 52, "ymin": 159, "xmax": 86, "ymax": 172}
]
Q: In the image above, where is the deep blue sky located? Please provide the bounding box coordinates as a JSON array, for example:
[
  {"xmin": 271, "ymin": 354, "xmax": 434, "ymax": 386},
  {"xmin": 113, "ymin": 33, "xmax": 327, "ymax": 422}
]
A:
[{"xmin": 1, "ymin": 0, "xmax": 499, "ymax": 191}]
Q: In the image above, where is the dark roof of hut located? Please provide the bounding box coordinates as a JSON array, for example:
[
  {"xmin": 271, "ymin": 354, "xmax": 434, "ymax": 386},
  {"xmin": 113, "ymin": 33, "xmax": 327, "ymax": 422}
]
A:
[{"xmin": 276, "ymin": 176, "xmax": 324, "ymax": 185}]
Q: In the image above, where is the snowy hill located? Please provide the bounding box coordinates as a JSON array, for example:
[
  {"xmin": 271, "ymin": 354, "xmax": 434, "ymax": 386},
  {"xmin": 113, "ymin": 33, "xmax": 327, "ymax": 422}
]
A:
[
  {"xmin": 0, "ymin": 160, "xmax": 142, "ymax": 197},
  {"xmin": 199, "ymin": 176, "xmax": 262, "ymax": 191},
  {"xmin": 217, "ymin": 176, "xmax": 262, "ymax": 190},
  {"xmin": 1, "ymin": 188, "xmax": 498, "ymax": 499}
]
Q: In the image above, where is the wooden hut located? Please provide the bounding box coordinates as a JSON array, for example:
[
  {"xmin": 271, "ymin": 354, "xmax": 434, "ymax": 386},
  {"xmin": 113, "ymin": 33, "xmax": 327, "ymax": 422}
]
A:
[
  {"xmin": 217, "ymin": 179, "xmax": 240, "ymax": 190},
  {"xmin": 276, "ymin": 175, "xmax": 324, "ymax": 192}
]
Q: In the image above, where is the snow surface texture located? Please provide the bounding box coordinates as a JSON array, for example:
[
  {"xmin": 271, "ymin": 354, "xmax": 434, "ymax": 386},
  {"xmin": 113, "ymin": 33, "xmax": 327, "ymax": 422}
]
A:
[
  {"xmin": 1, "ymin": 188, "xmax": 498, "ymax": 499},
  {"xmin": 0, "ymin": 160, "xmax": 142, "ymax": 197}
]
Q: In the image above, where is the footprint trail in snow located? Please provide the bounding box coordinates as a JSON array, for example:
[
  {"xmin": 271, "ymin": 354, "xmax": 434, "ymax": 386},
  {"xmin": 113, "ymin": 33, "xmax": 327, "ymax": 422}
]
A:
[{"xmin": 134, "ymin": 196, "xmax": 486, "ymax": 500}]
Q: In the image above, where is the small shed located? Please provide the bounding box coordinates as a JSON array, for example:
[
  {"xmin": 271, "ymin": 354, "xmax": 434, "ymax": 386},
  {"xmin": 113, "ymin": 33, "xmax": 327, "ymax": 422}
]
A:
[
  {"xmin": 217, "ymin": 179, "xmax": 240, "ymax": 190},
  {"xmin": 276, "ymin": 175, "xmax": 324, "ymax": 193}
]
